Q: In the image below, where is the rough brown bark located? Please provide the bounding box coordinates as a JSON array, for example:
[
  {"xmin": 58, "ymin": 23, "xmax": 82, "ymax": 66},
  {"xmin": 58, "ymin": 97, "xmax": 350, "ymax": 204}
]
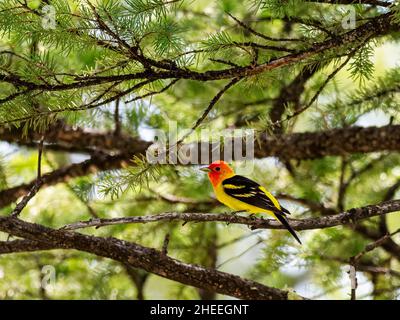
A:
[
  {"xmin": 0, "ymin": 239, "xmax": 54, "ymax": 254},
  {"xmin": 0, "ymin": 122, "xmax": 151, "ymax": 155},
  {"xmin": 1, "ymin": 199, "xmax": 398, "ymax": 299},
  {"xmin": 0, "ymin": 217, "xmax": 298, "ymax": 300},
  {"xmin": 254, "ymin": 125, "xmax": 400, "ymax": 160},
  {"xmin": 2, "ymin": 125, "xmax": 400, "ymax": 210},
  {"xmin": 2, "ymin": 123, "xmax": 400, "ymax": 161}
]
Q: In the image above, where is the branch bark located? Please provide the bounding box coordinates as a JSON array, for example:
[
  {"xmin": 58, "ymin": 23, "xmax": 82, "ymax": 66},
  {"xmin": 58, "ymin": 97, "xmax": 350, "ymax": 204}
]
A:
[
  {"xmin": 60, "ymin": 199, "xmax": 400, "ymax": 232},
  {"xmin": 0, "ymin": 217, "xmax": 302, "ymax": 300},
  {"xmin": 0, "ymin": 12, "xmax": 396, "ymax": 108},
  {"xmin": 1, "ymin": 124, "xmax": 400, "ymax": 210},
  {"xmin": 1, "ymin": 199, "xmax": 398, "ymax": 299},
  {"xmin": 2, "ymin": 123, "xmax": 400, "ymax": 160}
]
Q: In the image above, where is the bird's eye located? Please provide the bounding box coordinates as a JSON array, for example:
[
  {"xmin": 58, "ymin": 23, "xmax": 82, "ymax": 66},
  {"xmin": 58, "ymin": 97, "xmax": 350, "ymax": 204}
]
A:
[{"xmin": 215, "ymin": 167, "xmax": 220, "ymax": 171}]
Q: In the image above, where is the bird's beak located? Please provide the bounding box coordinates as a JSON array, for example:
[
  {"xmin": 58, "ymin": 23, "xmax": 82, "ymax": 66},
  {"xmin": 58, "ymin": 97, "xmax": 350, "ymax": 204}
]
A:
[{"xmin": 200, "ymin": 166, "xmax": 211, "ymax": 172}]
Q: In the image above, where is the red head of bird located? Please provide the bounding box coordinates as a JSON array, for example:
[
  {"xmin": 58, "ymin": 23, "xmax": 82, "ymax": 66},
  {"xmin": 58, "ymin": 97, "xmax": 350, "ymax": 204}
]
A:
[{"xmin": 200, "ymin": 160, "xmax": 234, "ymax": 187}]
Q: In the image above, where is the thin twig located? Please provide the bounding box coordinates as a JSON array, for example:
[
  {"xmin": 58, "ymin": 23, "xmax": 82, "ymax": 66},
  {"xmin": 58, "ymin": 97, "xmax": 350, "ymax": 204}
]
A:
[
  {"xmin": 11, "ymin": 135, "xmax": 45, "ymax": 217},
  {"xmin": 348, "ymin": 227, "xmax": 400, "ymax": 300},
  {"xmin": 37, "ymin": 135, "xmax": 44, "ymax": 179},
  {"xmin": 59, "ymin": 199, "xmax": 400, "ymax": 231},
  {"xmin": 1, "ymin": 79, "xmax": 156, "ymax": 126},
  {"xmin": 162, "ymin": 233, "xmax": 170, "ymax": 255},
  {"xmin": 227, "ymin": 12, "xmax": 304, "ymax": 42},
  {"xmin": 114, "ymin": 98, "xmax": 121, "ymax": 136},
  {"xmin": 354, "ymin": 228, "xmax": 400, "ymax": 262},
  {"xmin": 217, "ymin": 238, "xmax": 264, "ymax": 269},
  {"xmin": 125, "ymin": 79, "xmax": 179, "ymax": 104},
  {"xmin": 175, "ymin": 77, "xmax": 241, "ymax": 147},
  {"xmin": 209, "ymin": 58, "xmax": 240, "ymax": 68},
  {"xmin": 337, "ymin": 157, "xmax": 348, "ymax": 212},
  {"xmin": 283, "ymin": 53, "xmax": 354, "ymax": 124}
]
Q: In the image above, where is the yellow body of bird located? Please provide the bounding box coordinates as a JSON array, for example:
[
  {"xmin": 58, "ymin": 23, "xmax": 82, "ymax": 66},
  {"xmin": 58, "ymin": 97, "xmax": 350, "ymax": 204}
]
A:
[
  {"xmin": 214, "ymin": 183, "xmax": 281, "ymax": 215},
  {"xmin": 201, "ymin": 160, "xmax": 301, "ymax": 244}
]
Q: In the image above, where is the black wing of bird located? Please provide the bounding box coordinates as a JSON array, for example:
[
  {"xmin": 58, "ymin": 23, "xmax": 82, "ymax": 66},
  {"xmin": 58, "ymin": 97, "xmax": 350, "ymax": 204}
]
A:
[
  {"xmin": 222, "ymin": 175, "xmax": 301, "ymax": 244},
  {"xmin": 222, "ymin": 175, "xmax": 286, "ymax": 215}
]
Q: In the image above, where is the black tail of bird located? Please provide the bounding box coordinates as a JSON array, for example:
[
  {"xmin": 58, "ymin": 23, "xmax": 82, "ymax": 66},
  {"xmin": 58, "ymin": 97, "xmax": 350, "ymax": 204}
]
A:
[{"xmin": 274, "ymin": 213, "xmax": 302, "ymax": 245}]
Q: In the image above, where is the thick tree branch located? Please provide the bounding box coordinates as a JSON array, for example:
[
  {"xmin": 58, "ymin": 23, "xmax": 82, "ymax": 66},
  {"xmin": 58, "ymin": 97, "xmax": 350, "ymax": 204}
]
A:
[
  {"xmin": 0, "ymin": 239, "xmax": 54, "ymax": 254},
  {"xmin": 0, "ymin": 217, "xmax": 302, "ymax": 300},
  {"xmin": 1, "ymin": 124, "xmax": 400, "ymax": 210},
  {"xmin": 254, "ymin": 125, "xmax": 400, "ymax": 160},
  {"xmin": 1, "ymin": 199, "xmax": 398, "ymax": 299},
  {"xmin": 0, "ymin": 12, "xmax": 396, "ymax": 107},
  {"xmin": 0, "ymin": 121, "xmax": 152, "ymax": 155},
  {"xmin": 2, "ymin": 123, "xmax": 400, "ymax": 161}
]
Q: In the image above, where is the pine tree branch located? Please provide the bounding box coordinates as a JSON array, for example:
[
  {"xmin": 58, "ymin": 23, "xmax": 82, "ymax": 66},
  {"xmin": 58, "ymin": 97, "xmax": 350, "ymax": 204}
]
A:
[
  {"xmin": 254, "ymin": 124, "xmax": 400, "ymax": 160},
  {"xmin": 0, "ymin": 216, "xmax": 303, "ymax": 300},
  {"xmin": 124, "ymin": 79, "xmax": 179, "ymax": 104},
  {"xmin": 59, "ymin": 199, "xmax": 400, "ymax": 232},
  {"xmin": 278, "ymin": 51, "xmax": 354, "ymax": 128},
  {"xmin": 227, "ymin": 12, "xmax": 305, "ymax": 42},
  {"xmin": 0, "ymin": 153, "xmax": 137, "ymax": 208},
  {"xmin": 267, "ymin": 63, "xmax": 319, "ymax": 133},
  {"xmin": 0, "ymin": 121, "xmax": 152, "ymax": 155},
  {"xmin": 3, "ymin": 121, "xmax": 400, "ymax": 161},
  {"xmin": 0, "ymin": 239, "xmax": 54, "ymax": 254},
  {"xmin": 1, "ymin": 124, "xmax": 400, "ymax": 210},
  {"xmin": 348, "ymin": 85, "xmax": 400, "ymax": 106},
  {"xmin": 337, "ymin": 154, "xmax": 388, "ymax": 211},
  {"xmin": 10, "ymin": 136, "xmax": 44, "ymax": 217},
  {"xmin": 0, "ymin": 12, "xmax": 396, "ymax": 113},
  {"xmin": 86, "ymin": 1, "xmax": 177, "ymax": 70},
  {"xmin": 183, "ymin": 77, "xmax": 241, "ymax": 140}
]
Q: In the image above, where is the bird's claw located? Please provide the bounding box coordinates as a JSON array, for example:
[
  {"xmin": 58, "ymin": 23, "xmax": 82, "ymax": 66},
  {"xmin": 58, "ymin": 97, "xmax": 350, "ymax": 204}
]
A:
[
  {"xmin": 225, "ymin": 210, "xmax": 245, "ymax": 225},
  {"xmin": 247, "ymin": 224, "xmax": 258, "ymax": 230}
]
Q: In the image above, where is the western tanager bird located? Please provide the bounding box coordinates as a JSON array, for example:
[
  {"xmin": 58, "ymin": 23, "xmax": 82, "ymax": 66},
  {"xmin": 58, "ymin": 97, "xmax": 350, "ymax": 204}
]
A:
[{"xmin": 201, "ymin": 160, "xmax": 301, "ymax": 244}]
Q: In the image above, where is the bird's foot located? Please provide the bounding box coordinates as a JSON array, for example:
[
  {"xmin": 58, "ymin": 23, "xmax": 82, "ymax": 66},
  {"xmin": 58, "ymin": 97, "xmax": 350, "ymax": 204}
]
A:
[
  {"xmin": 247, "ymin": 214, "xmax": 263, "ymax": 230},
  {"xmin": 225, "ymin": 211, "xmax": 245, "ymax": 225},
  {"xmin": 247, "ymin": 223, "xmax": 258, "ymax": 230}
]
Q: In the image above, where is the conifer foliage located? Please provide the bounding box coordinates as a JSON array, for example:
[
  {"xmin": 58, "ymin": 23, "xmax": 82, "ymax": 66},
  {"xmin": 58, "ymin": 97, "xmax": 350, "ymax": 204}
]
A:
[{"xmin": 0, "ymin": 0, "xmax": 399, "ymax": 300}]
